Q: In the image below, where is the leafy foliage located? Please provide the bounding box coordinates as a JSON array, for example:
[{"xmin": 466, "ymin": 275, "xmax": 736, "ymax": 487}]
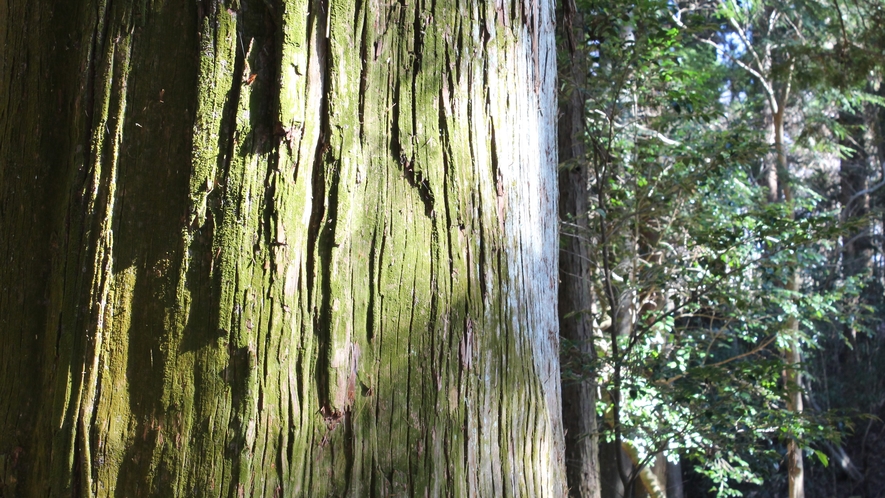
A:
[{"xmin": 560, "ymin": 0, "xmax": 884, "ymax": 495}]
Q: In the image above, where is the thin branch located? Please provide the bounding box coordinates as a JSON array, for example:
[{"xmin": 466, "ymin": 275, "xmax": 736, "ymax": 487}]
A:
[
  {"xmin": 766, "ymin": 9, "xmax": 780, "ymax": 39},
  {"xmin": 844, "ymin": 160, "xmax": 885, "ymax": 211},
  {"xmin": 680, "ymin": 30, "xmax": 778, "ymax": 109},
  {"xmin": 658, "ymin": 335, "xmax": 778, "ymax": 386},
  {"xmin": 726, "ymin": 9, "xmax": 769, "ymax": 83},
  {"xmin": 783, "ymin": 12, "xmax": 807, "ymax": 45},
  {"xmin": 832, "ymin": 0, "xmax": 850, "ymax": 48}
]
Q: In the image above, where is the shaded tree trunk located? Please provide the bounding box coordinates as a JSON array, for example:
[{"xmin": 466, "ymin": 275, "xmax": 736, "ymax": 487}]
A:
[
  {"xmin": 665, "ymin": 459, "xmax": 683, "ymax": 498},
  {"xmin": 556, "ymin": 1, "xmax": 601, "ymax": 497},
  {"xmin": 838, "ymin": 108, "xmax": 874, "ymax": 344},
  {"xmin": 598, "ymin": 440, "xmax": 631, "ymax": 498},
  {"xmin": 0, "ymin": 0, "xmax": 566, "ymax": 496}
]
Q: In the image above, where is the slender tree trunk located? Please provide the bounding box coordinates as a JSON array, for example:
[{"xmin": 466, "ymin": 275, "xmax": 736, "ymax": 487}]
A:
[
  {"xmin": 557, "ymin": 1, "xmax": 601, "ymax": 497},
  {"xmin": 770, "ymin": 107, "xmax": 804, "ymax": 498},
  {"xmin": 838, "ymin": 109, "xmax": 873, "ymax": 344},
  {"xmin": 0, "ymin": 0, "xmax": 566, "ymax": 496}
]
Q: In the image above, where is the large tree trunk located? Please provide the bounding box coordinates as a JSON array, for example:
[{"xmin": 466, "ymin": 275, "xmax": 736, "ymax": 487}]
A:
[
  {"xmin": 0, "ymin": 0, "xmax": 566, "ymax": 496},
  {"xmin": 556, "ymin": 1, "xmax": 601, "ymax": 497}
]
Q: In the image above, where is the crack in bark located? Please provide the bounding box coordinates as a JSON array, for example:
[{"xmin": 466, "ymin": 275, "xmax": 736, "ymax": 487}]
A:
[{"xmin": 305, "ymin": 0, "xmax": 336, "ymax": 412}]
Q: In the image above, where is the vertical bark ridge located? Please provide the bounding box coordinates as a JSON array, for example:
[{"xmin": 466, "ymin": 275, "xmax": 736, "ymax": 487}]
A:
[
  {"xmin": 76, "ymin": 20, "xmax": 135, "ymax": 496},
  {"xmin": 45, "ymin": 2, "xmax": 138, "ymax": 494},
  {"xmin": 1, "ymin": 0, "xmax": 564, "ymax": 495}
]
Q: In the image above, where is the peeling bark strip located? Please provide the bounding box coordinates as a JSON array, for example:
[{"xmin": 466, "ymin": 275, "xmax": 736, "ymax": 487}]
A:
[{"xmin": 0, "ymin": 0, "xmax": 564, "ymax": 496}]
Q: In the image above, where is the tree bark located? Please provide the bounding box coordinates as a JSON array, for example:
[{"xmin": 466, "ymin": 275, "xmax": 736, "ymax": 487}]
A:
[
  {"xmin": 556, "ymin": 1, "xmax": 601, "ymax": 497},
  {"xmin": 838, "ymin": 109, "xmax": 873, "ymax": 344},
  {"xmin": 665, "ymin": 459, "xmax": 683, "ymax": 498},
  {"xmin": 770, "ymin": 102, "xmax": 804, "ymax": 498},
  {"xmin": 0, "ymin": 0, "xmax": 566, "ymax": 496}
]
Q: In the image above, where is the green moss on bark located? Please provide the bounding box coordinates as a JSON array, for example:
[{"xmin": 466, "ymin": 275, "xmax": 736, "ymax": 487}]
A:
[{"xmin": 1, "ymin": 0, "xmax": 564, "ymax": 496}]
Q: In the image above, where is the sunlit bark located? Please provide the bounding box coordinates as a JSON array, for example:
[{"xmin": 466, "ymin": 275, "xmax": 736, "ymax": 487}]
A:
[{"xmin": 0, "ymin": 0, "xmax": 565, "ymax": 495}]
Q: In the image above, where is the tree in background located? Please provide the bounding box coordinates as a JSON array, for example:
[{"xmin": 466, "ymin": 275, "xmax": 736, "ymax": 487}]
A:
[
  {"xmin": 0, "ymin": 0, "xmax": 567, "ymax": 495},
  {"xmin": 699, "ymin": 2, "xmax": 885, "ymax": 496},
  {"xmin": 796, "ymin": 1, "xmax": 885, "ymax": 495},
  {"xmin": 558, "ymin": 0, "xmax": 603, "ymax": 496},
  {"xmin": 558, "ymin": 1, "xmax": 878, "ymax": 497}
]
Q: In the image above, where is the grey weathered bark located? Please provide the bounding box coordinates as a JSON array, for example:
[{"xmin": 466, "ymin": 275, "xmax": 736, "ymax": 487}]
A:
[
  {"xmin": 0, "ymin": 0, "xmax": 566, "ymax": 495},
  {"xmin": 557, "ymin": 1, "xmax": 601, "ymax": 497}
]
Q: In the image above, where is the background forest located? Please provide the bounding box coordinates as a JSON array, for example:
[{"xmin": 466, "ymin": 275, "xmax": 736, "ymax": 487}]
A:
[{"xmin": 557, "ymin": 0, "xmax": 885, "ymax": 497}]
